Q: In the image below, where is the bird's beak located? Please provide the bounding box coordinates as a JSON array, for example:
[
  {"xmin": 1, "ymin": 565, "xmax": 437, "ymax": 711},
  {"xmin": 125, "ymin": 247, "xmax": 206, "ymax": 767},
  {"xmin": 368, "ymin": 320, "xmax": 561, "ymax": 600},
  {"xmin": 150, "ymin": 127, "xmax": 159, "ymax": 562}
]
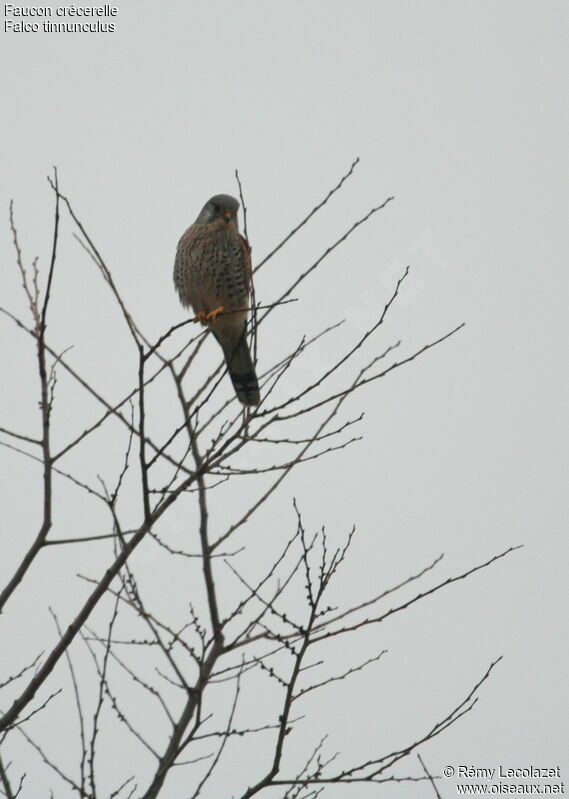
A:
[{"xmin": 223, "ymin": 210, "xmax": 234, "ymax": 222}]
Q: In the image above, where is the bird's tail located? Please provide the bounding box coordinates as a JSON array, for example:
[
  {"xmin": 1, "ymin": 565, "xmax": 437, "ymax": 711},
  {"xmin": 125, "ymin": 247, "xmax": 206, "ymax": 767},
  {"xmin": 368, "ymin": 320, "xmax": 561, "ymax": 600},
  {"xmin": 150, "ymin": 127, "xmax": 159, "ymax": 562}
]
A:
[{"xmin": 218, "ymin": 330, "xmax": 260, "ymax": 406}]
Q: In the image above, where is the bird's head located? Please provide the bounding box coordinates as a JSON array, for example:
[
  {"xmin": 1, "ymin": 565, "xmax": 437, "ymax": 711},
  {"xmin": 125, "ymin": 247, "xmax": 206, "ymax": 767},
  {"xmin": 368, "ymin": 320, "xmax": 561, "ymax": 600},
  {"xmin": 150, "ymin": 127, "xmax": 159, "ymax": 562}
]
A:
[{"xmin": 196, "ymin": 194, "xmax": 240, "ymax": 226}]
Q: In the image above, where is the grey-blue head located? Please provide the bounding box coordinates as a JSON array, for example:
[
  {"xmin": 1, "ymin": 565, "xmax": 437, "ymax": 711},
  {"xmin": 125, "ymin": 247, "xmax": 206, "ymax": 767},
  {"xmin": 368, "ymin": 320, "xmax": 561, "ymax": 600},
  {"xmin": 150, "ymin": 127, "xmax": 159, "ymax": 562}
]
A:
[{"xmin": 195, "ymin": 194, "xmax": 240, "ymax": 225}]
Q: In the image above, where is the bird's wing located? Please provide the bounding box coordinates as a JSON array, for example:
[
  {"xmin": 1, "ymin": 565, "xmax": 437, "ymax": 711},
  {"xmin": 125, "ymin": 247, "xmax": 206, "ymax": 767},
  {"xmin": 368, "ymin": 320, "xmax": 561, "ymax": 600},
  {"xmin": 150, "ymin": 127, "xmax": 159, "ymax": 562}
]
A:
[{"xmin": 238, "ymin": 234, "xmax": 253, "ymax": 295}]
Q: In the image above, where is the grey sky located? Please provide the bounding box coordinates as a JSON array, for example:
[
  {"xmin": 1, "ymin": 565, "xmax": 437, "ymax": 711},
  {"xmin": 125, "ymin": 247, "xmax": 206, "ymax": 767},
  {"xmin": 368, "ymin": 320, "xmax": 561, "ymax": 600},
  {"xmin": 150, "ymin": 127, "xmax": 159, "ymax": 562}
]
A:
[{"xmin": 1, "ymin": 1, "xmax": 567, "ymax": 796}]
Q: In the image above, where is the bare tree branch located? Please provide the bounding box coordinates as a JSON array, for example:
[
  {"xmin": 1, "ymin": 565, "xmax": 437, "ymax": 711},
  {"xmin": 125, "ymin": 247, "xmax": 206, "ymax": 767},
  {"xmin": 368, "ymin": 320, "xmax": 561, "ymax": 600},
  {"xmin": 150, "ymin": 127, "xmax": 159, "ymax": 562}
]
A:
[{"xmin": 0, "ymin": 165, "xmax": 513, "ymax": 799}]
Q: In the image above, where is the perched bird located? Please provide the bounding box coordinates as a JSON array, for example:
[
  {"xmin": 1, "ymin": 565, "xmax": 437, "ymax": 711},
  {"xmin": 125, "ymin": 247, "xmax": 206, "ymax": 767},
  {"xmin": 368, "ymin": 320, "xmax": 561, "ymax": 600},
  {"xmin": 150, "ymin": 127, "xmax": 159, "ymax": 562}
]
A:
[{"xmin": 173, "ymin": 194, "xmax": 260, "ymax": 406}]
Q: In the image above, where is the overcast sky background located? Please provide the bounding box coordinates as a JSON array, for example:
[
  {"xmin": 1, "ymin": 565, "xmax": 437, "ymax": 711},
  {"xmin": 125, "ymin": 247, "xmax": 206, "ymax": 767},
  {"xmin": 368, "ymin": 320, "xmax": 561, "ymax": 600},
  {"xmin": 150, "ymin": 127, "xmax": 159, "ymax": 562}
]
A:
[{"xmin": 1, "ymin": 2, "xmax": 568, "ymax": 797}]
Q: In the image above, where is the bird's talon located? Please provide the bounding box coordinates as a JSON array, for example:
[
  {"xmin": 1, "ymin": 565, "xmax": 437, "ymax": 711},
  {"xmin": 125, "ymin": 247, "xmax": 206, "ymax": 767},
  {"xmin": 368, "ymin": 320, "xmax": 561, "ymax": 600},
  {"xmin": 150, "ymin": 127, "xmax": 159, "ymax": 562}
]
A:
[
  {"xmin": 206, "ymin": 306, "xmax": 224, "ymax": 322},
  {"xmin": 193, "ymin": 311, "xmax": 207, "ymax": 324}
]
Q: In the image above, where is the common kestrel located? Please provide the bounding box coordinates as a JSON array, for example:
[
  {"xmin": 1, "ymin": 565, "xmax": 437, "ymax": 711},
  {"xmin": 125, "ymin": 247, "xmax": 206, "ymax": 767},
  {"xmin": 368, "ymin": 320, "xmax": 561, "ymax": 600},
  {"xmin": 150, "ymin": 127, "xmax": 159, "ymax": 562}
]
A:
[{"xmin": 173, "ymin": 194, "xmax": 260, "ymax": 406}]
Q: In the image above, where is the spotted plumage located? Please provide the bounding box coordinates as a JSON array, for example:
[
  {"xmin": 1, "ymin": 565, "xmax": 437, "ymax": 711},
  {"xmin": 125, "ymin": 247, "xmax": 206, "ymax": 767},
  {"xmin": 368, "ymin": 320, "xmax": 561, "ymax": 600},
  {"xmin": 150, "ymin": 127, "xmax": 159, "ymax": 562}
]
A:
[{"xmin": 174, "ymin": 194, "xmax": 260, "ymax": 406}]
